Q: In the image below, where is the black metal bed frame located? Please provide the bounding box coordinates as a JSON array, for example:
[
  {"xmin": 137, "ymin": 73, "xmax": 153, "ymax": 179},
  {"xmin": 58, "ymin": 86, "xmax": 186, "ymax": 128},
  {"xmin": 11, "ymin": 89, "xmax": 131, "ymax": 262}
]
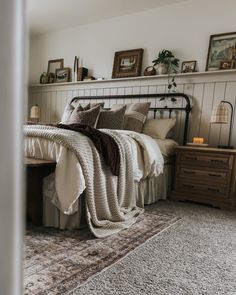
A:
[{"xmin": 70, "ymin": 92, "xmax": 192, "ymax": 145}]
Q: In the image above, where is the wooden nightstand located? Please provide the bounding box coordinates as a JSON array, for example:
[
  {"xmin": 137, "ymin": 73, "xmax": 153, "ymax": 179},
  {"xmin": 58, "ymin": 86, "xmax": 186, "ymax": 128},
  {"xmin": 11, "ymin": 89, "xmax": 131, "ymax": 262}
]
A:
[
  {"xmin": 171, "ymin": 146, "xmax": 236, "ymax": 210},
  {"xmin": 25, "ymin": 158, "xmax": 56, "ymax": 225}
]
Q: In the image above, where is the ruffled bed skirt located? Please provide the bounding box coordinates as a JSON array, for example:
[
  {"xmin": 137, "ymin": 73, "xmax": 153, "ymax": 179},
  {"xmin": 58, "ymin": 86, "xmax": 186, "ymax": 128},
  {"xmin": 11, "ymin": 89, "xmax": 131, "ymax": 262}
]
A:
[{"xmin": 43, "ymin": 163, "xmax": 173, "ymax": 230}]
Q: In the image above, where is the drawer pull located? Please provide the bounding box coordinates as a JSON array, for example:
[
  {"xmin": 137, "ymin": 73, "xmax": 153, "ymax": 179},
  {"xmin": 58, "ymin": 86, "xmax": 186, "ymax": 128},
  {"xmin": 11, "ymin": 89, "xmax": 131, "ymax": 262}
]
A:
[
  {"xmin": 210, "ymin": 159, "xmax": 224, "ymax": 163},
  {"xmin": 207, "ymin": 188, "xmax": 220, "ymax": 192},
  {"xmin": 186, "ymin": 156, "xmax": 197, "ymax": 160},
  {"xmin": 182, "ymin": 184, "xmax": 194, "ymax": 188},
  {"xmin": 183, "ymin": 170, "xmax": 195, "ymax": 175},
  {"xmin": 208, "ymin": 173, "xmax": 221, "ymax": 177}
]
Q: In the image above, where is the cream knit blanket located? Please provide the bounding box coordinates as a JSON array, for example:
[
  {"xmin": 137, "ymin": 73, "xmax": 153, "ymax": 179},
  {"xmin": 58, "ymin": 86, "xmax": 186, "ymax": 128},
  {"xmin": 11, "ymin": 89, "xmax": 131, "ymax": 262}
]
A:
[{"xmin": 24, "ymin": 125, "xmax": 143, "ymax": 238}]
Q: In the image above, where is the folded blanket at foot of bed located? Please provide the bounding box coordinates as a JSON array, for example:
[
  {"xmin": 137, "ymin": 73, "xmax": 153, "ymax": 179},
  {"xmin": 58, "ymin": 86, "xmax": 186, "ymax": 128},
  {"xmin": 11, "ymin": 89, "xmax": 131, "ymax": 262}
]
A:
[{"xmin": 24, "ymin": 124, "xmax": 143, "ymax": 238}]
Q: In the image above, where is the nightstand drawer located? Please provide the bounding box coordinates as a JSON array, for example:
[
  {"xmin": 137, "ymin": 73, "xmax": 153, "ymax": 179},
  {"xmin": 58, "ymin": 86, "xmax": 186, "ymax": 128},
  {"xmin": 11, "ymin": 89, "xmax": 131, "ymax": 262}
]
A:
[
  {"xmin": 172, "ymin": 146, "xmax": 236, "ymax": 209},
  {"xmin": 179, "ymin": 152, "xmax": 233, "ymax": 169},
  {"xmin": 177, "ymin": 181, "xmax": 228, "ymax": 198},
  {"xmin": 178, "ymin": 167, "xmax": 230, "ymax": 185}
]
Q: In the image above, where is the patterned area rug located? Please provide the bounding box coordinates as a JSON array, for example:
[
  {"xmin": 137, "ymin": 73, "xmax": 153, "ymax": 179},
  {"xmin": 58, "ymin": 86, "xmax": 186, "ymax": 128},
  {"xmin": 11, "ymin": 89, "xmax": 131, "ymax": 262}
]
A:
[{"xmin": 24, "ymin": 212, "xmax": 180, "ymax": 294}]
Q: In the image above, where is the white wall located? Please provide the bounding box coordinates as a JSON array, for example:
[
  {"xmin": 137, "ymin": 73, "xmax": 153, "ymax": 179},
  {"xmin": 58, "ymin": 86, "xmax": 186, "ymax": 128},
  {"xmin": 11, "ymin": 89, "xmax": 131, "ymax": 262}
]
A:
[{"xmin": 29, "ymin": 0, "xmax": 236, "ymax": 84}]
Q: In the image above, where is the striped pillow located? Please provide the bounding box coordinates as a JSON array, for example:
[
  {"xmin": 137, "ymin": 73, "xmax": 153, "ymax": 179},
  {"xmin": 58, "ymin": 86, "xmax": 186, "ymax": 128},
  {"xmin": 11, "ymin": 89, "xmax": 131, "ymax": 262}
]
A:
[{"xmin": 123, "ymin": 102, "xmax": 151, "ymax": 133}]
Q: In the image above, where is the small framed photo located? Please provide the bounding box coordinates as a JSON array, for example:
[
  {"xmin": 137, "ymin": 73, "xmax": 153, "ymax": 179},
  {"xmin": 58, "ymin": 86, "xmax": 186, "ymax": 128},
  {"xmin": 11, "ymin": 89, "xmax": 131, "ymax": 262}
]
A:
[
  {"xmin": 47, "ymin": 58, "xmax": 64, "ymax": 76},
  {"xmin": 112, "ymin": 48, "xmax": 143, "ymax": 78},
  {"xmin": 219, "ymin": 60, "xmax": 233, "ymax": 70},
  {"xmin": 55, "ymin": 67, "xmax": 71, "ymax": 83},
  {"xmin": 181, "ymin": 60, "xmax": 197, "ymax": 73},
  {"xmin": 205, "ymin": 32, "xmax": 236, "ymax": 71}
]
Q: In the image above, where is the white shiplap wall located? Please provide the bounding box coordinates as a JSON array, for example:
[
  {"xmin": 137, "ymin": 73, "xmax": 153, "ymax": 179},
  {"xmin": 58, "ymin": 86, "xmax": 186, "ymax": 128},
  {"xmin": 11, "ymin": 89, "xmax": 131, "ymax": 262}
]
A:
[{"xmin": 28, "ymin": 71, "xmax": 236, "ymax": 147}]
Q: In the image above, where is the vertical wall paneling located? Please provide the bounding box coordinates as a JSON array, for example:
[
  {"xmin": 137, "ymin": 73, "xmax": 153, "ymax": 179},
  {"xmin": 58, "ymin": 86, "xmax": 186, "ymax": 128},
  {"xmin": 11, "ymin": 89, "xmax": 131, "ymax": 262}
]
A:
[
  {"xmin": 188, "ymin": 83, "xmax": 204, "ymax": 141},
  {"xmin": 224, "ymin": 82, "xmax": 236, "ymax": 147},
  {"xmin": 199, "ymin": 83, "xmax": 215, "ymax": 141},
  {"xmin": 209, "ymin": 82, "xmax": 227, "ymax": 147},
  {"xmin": 218, "ymin": 83, "xmax": 227, "ymax": 146},
  {"xmin": 28, "ymin": 72, "xmax": 236, "ymax": 147}
]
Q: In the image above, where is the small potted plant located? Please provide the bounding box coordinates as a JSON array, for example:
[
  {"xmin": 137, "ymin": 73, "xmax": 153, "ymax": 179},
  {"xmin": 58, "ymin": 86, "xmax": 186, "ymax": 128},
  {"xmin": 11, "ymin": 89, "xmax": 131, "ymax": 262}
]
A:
[
  {"xmin": 152, "ymin": 49, "xmax": 179, "ymax": 75},
  {"xmin": 152, "ymin": 49, "xmax": 180, "ymax": 92}
]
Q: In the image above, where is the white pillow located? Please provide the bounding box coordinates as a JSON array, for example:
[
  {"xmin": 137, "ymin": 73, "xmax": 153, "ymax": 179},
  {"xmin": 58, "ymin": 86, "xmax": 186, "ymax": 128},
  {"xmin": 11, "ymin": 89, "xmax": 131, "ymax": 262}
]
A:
[{"xmin": 143, "ymin": 118, "xmax": 176, "ymax": 139}]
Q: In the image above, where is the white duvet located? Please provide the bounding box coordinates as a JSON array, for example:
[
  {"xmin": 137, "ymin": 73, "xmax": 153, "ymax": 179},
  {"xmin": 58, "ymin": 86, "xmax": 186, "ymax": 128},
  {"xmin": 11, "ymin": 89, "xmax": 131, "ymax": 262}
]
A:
[{"xmin": 24, "ymin": 129, "xmax": 164, "ymax": 215}]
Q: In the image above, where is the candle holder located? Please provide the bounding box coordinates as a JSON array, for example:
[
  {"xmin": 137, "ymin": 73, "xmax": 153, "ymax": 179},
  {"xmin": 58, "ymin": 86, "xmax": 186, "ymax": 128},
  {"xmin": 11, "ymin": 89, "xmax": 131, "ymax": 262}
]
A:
[
  {"xmin": 187, "ymin": 137, "xmax": 208, "ymax": 147},
  {"xmin": 193, "ymin": 137, "xmax": 204, "ymax": 144}
]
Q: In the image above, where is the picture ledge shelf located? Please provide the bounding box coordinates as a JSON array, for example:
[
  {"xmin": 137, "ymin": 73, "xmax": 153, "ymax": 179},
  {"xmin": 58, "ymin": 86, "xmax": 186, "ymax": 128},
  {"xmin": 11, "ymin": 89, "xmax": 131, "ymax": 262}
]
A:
[{"xmin": 29, "ymin": 69, "xmax": 236, "ymax": 87}]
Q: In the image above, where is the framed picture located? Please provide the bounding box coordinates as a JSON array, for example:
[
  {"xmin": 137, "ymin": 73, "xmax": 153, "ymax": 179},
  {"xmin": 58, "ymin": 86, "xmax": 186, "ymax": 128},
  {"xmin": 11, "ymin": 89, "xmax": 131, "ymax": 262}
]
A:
[
  {"xmin": 55, "ymin": 67, "xmax": 71, "ymax": 83},
  {"xmin": 219, "ymin": 60, "xmax": 233, "ymax": 70},
  {"xmin": 47, "ymin": 58, "xmax": 64, "ymax": 76},
  {"xmin": 181, "ymin": 60, "xmax": 197, "ymax": 73},
  {"xmin": 205, "ymin": 32, "xmax": 236, "ymax": 71},
  {"xmin": 112, "ymin": 48, "xmax": 143, "ymax": 78}
]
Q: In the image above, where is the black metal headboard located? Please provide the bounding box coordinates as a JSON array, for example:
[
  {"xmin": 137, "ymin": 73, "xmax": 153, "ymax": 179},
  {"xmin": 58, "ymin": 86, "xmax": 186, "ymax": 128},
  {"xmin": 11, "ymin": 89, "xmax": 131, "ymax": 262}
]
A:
[{"xmin": 70, "ymin": 92, "xmax": 192, "ymax": 145}]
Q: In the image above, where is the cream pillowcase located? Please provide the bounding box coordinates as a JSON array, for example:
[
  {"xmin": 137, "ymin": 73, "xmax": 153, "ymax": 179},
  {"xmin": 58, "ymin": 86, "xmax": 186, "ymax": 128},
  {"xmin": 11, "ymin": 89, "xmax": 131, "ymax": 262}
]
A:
[{"xmin": 143, "ymin": 118, "xmax": 176, "ymax": 139}]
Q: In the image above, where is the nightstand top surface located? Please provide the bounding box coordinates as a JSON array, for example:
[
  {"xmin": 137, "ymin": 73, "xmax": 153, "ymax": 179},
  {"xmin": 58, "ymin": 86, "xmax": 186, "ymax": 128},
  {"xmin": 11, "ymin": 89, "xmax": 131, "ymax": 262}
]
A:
[{"xmin": 176, "ymin": 146, "xmax": 236, "ymax": 154}]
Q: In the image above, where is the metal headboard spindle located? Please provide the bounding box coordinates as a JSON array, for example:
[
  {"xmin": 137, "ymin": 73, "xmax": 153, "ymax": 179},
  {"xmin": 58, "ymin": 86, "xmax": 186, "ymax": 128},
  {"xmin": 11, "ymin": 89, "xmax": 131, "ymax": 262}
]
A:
[{"xmin": 70, "ymin": 93, "xmax": 192, "ymax": 145}]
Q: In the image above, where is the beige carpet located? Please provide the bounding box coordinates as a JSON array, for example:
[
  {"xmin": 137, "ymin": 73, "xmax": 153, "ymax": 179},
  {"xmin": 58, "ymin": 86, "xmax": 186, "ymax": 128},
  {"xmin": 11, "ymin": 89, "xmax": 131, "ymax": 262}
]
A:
[
  {"xmin": 72, "ymin": 201, "xmax": 236, "ymax": 295},
  {"xmin": 24, "ymin": 211, "xmax": 179, "ymax": 294}
]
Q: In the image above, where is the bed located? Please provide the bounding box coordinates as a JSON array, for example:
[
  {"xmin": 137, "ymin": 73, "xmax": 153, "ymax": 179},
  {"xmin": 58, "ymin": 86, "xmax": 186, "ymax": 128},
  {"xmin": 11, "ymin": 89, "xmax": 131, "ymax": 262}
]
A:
[{"xmin": 24, "ymin": 92, "xmax": 191, "ymax": 237}]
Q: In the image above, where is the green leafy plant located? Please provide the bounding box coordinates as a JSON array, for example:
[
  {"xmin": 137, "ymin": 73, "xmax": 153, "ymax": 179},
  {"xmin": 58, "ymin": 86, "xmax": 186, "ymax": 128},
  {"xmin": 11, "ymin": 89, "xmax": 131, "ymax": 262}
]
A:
[
  {"xmin": 167, "ymin": 76, "xmax": 177, "ymax": 93},
  {"xmin": 152, "ymin": 49, "xmax": 179, "ymax": 71},
  {"xmin": 152, "ymin": 49, "xmax": 179, "ymax": 93}
]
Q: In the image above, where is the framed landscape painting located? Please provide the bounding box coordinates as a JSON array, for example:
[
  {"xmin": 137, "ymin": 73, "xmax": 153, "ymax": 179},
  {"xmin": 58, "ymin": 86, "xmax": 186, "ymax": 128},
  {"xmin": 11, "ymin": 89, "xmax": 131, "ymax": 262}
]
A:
[
  {"xmin": 112, "ymin": 48, "xmax": 143, "ymax": 78},
  {"xmin": 206, "ymin": 32, "xmax": 236, "ymax": 71}
]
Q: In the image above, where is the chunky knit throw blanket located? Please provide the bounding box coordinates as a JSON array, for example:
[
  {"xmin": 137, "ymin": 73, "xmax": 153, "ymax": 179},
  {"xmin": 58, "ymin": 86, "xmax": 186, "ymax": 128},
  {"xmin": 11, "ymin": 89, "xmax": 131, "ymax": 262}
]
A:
[
  {"xmin": 55, "ymin": 123, "xmax": 120, "ymax": 176},
  {"xmin": 24, "ymin": 125, "xmax": 143, "ymax": 238}
]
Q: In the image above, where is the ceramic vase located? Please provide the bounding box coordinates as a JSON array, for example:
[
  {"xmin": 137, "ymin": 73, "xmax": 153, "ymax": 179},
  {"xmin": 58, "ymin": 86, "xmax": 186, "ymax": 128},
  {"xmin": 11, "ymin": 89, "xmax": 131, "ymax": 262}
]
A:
[{"xmin": 157, "ymin": 63, "xmax": 169, "ymax": 75}]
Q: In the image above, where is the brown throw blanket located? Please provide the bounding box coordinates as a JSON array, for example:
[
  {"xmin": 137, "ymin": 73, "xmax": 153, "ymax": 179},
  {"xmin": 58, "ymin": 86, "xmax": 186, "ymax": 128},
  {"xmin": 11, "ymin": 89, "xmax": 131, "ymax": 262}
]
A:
[{"xmin": 55, "ymin": 123, "xmax": 120, "ymax": 176}]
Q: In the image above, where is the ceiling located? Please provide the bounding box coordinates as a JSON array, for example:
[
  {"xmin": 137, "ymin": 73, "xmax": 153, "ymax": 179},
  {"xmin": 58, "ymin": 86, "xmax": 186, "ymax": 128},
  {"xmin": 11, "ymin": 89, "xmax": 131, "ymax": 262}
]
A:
[{"xmin": 27, "ymin": 0, "xmax": 188, "ymax": 36}]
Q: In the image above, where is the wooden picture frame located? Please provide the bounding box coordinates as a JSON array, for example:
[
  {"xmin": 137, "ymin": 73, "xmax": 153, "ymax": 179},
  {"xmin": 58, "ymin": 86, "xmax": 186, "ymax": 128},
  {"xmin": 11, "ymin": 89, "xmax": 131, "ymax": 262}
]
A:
[
  {"xmin": 112, "ymin": 48, "xmax": 143, "ymax": 78},
  {"xmin": 205, "ymin": 32, "xmax": 236, "ymax": 71},
  {"xmin": 47, "ymin": 58, "xmax": 64, "ymax": 76},
  {"xmin": 55, "ymin": 67, "xmax": 70, "ymax": 83},
  {"xmin": 219, "ymin": 60, "xmax": 233, "ymax": 70},
  {"xmin": 181, "ymin": 60, "xmax": 197, "ymax": 73}
]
